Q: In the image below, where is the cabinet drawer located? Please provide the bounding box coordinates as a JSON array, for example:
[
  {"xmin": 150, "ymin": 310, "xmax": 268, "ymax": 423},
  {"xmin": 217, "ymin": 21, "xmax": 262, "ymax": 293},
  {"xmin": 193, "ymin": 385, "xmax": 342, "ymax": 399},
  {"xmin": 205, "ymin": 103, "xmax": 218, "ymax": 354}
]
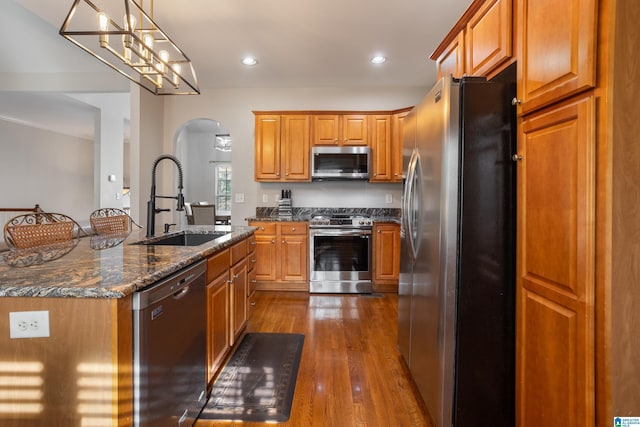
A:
[
  {"xmin": 281, "ymin": 222, "xmax": 307, "ymax": 235},
  {"xmin": 251, "ymin": 222, "xmax": 276, "ymax": 235},
  {"xmin": 231, "ymin": 239, "xmax": 247, "ymax": 265},
  {"xmin": 247, "ymin": 234, "xmax": 256, "ymax": 255},
  {"xmin": 207, "ymin": 248, "xmax": 230, "ymax": 283}
]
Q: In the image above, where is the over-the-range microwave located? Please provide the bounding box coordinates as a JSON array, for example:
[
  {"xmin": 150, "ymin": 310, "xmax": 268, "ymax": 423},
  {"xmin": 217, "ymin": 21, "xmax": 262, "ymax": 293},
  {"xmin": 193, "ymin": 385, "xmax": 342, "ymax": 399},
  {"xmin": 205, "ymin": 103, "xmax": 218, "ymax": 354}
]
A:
[{"xmin": 311, "ymin": 146, "xmax": 371, "ymax": 181}]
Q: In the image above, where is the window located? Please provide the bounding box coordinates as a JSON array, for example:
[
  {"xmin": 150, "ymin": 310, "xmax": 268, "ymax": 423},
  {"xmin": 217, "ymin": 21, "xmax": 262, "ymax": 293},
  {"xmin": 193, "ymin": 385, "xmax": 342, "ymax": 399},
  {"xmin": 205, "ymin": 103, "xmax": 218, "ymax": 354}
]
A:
[{"xmin": 215, "ymin": 163, "xmax": 232, "ymax": 215}]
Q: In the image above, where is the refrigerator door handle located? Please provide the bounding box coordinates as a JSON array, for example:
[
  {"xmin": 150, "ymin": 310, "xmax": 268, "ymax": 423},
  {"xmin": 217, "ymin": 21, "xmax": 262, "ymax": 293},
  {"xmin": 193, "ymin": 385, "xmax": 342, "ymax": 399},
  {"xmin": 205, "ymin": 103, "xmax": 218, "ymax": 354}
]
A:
[{"xmin": 404, "ymin": 150, "xmax": 422, "ymax": 261}]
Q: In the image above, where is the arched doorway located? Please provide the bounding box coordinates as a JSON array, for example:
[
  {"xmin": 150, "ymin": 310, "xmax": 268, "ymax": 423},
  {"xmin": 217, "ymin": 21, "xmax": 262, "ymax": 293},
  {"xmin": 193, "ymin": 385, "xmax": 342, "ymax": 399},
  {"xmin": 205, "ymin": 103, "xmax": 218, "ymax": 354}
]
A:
[{"xmin": 174, "ymin": 118, "xmax": 232, "ymax": 225}]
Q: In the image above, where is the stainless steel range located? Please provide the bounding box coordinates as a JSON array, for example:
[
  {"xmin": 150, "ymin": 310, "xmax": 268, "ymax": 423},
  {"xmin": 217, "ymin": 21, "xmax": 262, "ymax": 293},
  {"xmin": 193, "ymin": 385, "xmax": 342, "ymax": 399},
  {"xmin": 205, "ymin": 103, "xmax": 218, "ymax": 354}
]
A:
[{"xmin": 309, "ymin": 214, "xmax": 373, "ymax": 293}]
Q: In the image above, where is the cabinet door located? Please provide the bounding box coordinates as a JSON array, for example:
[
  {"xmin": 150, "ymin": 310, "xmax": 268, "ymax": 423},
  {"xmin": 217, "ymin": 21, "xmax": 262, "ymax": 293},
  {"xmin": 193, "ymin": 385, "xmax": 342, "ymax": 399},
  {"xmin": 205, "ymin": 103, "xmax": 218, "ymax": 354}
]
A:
[
  {"xmin": 206, "ymin": 271, "xmax": 230, "ymax": 383},
  {"xmin": 282, "ymin": 115, "xmax": 311, "ymax": 181},
  {"xmin": 255, "ymin": 115, "xmax": 282, "ymax": 181},
  {"xmin": 516, "ymin": 94, "xmax": 595, "ymax": 427},
  {"xmin": 280, "ymin": 235, "xmax": 308, "ymax": 282},
  {"xmin": 373, "ymin": 223, "xmax": 400, "ymax": 281},
  {"xmin": 436, "ymin": 31, "xmax": 465, "ymax": 80},
  {"xmin": 279, "ymin": 222, "xmax": 308, "ymax": 282},
  {"xmin": 342, "ymin": 114, "xmax": 369, "ymax": 146},
  {"xmin": 254, "ymin": 234, "xmax": 277, "ymax": 281},
  {"xmin": 516, "ymin": 0, "xmax": 597, "ymax": 114},
  {"xmin": 248, "ymin": 267, "xmax": 257, "ymax": 298},
  {"xmin": 370, "ymin": 115, "xmax": 392, "ymax": 182},
  {"xmin": 465, "ymin": 0, "xmax": 512, "ymax": 76},
  {"xmin": 391, "ymin": 111, "xmax": 409, "ymax": 183},
  {"xmin": 312, "ymin": 115, "xmax": 340, "ymax": 146},
  {"xmin": 230, "ymin": 259, "xmax": 248, "ymax": 345}
]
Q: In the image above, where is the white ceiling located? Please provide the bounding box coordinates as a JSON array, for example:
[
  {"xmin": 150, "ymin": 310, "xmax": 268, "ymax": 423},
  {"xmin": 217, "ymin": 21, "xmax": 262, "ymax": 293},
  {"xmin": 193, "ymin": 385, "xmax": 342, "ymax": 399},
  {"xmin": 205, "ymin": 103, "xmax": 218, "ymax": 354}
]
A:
[{"xmin": 2, "ymin": 0, "xmax": 473, "ymax": 138}]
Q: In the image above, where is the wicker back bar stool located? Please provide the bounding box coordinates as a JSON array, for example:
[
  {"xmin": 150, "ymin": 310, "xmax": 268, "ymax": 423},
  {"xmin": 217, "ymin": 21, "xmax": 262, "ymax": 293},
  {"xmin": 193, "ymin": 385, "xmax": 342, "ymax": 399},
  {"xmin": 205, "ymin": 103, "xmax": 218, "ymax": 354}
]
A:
[
  {"xmin": 4, "ymin": 212, "xmax": 87, "ymax": 249},
  {"xmin": 89, "ymin": 208, "xmax": 142, "ymax": 235}
]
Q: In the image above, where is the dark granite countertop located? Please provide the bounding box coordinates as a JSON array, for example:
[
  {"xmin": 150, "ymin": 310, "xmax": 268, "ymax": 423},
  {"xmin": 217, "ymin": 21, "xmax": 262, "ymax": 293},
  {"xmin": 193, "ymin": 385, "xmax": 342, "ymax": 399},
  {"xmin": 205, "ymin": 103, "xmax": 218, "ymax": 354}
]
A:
[{"xmin": 0, "ymin": 226, "xmax": 255, "ymax": 299}]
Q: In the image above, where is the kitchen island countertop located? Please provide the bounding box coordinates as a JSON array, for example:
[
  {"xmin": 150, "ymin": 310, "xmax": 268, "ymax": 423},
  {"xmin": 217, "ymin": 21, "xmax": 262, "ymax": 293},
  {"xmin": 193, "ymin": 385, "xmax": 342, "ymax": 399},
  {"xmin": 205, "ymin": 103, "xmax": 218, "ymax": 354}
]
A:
[{"xmin": 0, "ymin": 226, "xmax": 255, "ymax": 299}]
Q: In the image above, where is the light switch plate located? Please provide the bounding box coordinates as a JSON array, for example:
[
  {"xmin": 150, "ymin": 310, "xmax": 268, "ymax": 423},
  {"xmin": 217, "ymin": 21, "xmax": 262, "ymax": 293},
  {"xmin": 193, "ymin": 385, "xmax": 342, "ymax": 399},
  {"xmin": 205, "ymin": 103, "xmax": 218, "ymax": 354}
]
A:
[
  {"xmin": 9, "ymin": 311, "xmax": 50, "ymax": 339},
  {"xmin": 385, "ymin": 194, "xmax": 393, "ymax": 203},
  {"xmin": 262, "ymin": 194, "xmax": 269, "ymax": 203},
  {"xmin": 235, "ymin": 193, "xmax": 245, "ymax": 203}
]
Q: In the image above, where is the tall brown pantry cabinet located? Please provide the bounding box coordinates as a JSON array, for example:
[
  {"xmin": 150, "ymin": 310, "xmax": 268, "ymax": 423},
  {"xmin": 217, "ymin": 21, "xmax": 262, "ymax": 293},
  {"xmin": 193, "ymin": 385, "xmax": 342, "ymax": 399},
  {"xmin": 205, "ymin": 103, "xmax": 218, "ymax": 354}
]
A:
[
  {"xmin": 514, "ymin": 0, "xmax": 640, "ymax": 425},
  {"xmin": 433, "ymin": 0, "xmax": 640, "ymax": 425}
]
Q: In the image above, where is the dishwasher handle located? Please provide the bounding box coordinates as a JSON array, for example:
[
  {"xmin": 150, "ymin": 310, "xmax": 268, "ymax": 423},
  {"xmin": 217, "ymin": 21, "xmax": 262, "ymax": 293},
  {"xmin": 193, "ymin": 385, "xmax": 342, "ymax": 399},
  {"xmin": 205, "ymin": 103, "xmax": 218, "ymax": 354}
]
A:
[{"xmin": 133, "ymin": 260, "xmax": 206, "ymax": 310}]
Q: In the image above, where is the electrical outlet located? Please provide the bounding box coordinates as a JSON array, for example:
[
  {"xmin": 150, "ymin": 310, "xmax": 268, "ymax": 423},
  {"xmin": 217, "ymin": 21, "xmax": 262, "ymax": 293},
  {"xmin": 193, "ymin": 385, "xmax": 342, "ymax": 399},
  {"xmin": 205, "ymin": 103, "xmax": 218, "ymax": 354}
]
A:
[
  {"xmin": 262, "ymin": 194, "xmax": 269, "ymax": 203},
  {"xmin": 235, "ymin": 193, "xmax": 245, "ymax": 203},
  {"xmin": 385, "ymin": 194, "xmax": 393, "ymax": 204},
  {"xmin": 9, "ymin": 311, "xmax": 50, "ymax": 339}
]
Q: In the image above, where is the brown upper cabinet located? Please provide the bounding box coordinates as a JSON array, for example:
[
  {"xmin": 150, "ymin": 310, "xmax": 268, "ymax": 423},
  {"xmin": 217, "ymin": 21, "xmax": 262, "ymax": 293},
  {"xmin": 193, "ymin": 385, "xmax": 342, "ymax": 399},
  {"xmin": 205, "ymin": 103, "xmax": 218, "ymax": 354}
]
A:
[
  {"xmin": 311, "ymin": 114, "xmax": 369, "ymax": 146},
  {"xmin": 255, "ymin": 109, "xmax": 411, "ymax": 183},
  {"xmin": 254, "ymin": 114, "xmax": 310, "ymax": 182},
  {"xmin": 370, "ymin": 115, "xmax": 392, "ymax": 182},
  {"xmin": 390, "ymin": 110, "xmax": 410, "ymax": 183},
  {"xmin": 435, "ymin": 31, "xmax": 466, "ymax": 80},
  {"xmin": 515, "ymin": 0, "xmax": 597, "ymax": 114},
  {"xmin": 432, "ymin": 0, "xmax": 514, "ymax": 80},
  {"xmin": 465, "ymin": 0, "xmax": 513, "ymax": 77}
]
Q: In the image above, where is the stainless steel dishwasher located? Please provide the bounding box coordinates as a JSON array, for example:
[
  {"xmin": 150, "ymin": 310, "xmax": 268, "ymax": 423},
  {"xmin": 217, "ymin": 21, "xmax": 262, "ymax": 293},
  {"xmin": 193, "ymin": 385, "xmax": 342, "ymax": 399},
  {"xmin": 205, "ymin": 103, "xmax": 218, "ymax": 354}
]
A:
[{"xmin": 133, "ymin": 260, "xmax": 207, "ymax": 427}]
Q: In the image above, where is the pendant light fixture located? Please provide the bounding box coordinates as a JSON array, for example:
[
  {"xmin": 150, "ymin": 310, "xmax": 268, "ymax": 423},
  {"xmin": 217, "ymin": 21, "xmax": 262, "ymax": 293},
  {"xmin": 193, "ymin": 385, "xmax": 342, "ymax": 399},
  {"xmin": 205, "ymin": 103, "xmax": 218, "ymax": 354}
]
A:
[
  {"xmin": 214, "ymin": 134, "xmax": 232, "ymax": 152},
  {"xmin": 60, "ymin": 0, "xmax": 200, "ymax": 95}
]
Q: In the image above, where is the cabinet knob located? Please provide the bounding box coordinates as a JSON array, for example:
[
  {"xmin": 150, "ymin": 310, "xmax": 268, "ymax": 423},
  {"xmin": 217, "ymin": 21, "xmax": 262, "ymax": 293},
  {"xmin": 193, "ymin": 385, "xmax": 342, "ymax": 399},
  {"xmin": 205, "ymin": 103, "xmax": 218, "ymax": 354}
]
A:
[
  {"xmin": 271, "ymin": 239, "xmax": 275, "ymax": 244},
  {"xmin": 251, "ymin": 279, "xmax": 257, "ymax": 283},
  {"xmin": 276, "ymin": 172, "xmax": 280, "ymax": 176},
  {"xmin": 512, "ymin": 154, "xmax": 523, "ymax": 162},
  {"xmin": 234, "ymin": 274, "xmax": 239, "ymax": 279},
  {"xmin": 260, "ymin": 227, "xmax": 265, "ymax": 231},
  {"xmin": 291, "ymin": 227, "xmax": 296, "ymax": 231},
  {"xmin": 511, "ymin": 97, "xmax": 522, "ymax": 106},
  {"xmin": 374, "ymin": 173, "xmax": 377, "ymax": 176},
  {"xmin": 282, "ymin": 240, "xmax": 285, "ymax": 244},
  {"xmin": 252, "ymin": 258, "xmax": 256, "ymax": 263},
  {"xmin": 251, "ymin": 241, "xmax": 256, "ymax": 246},
  {"xmin": 228, "ymin": 279, "xmax": 233, "ymax": 285},
  {"xmin": 285, "ymin": 172, "xmax": 289, "ymax": 176}
]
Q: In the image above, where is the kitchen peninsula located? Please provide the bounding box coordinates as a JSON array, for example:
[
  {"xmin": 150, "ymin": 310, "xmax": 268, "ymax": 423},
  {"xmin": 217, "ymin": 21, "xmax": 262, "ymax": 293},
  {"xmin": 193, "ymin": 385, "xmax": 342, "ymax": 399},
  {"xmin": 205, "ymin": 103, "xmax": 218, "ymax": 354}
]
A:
[{"xmin": 0, "ymin": 225, "xmax": 255, "ymax": 427}]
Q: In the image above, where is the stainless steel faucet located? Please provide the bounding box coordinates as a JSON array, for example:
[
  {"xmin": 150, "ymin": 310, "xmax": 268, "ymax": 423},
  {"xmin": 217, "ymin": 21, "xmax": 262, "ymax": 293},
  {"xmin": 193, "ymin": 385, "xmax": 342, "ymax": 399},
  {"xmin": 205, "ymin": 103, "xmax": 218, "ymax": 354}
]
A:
[{"xmin": 146, "ymin": 155, "xmax": 185, "ymax": 238}]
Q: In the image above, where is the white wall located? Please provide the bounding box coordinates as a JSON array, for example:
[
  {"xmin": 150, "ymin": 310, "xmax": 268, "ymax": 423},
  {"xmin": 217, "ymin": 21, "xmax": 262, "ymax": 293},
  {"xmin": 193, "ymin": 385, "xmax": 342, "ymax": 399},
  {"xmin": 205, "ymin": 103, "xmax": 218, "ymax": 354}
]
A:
[
  {"xmin": 163, "ymin": 86, "xmax": 426, "ymax": 225},
  {"xmin": 0, "ymin": 119, "xmax": 94, "ymax": 223}
]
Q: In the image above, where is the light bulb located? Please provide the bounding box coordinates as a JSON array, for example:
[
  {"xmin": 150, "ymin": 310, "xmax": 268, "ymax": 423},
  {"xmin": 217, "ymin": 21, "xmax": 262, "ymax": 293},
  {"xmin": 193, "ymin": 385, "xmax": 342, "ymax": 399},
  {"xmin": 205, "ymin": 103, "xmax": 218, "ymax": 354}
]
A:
[
  {"xmin": 172, "ymin": 63, "xmax": 181, "ymax": 86},
  {"xmin": 97, "ymin": 12, "xmax": 109, "ymax": 47},
  {"xmin": 124, "ymin": 14, "xmax": 136, "ymax": 31},
  {"xmin": 98, "ymin": 12, "xmax": 109, "ymax": 31},
  {"xmin": 122, "ymin": 15, "xmax": 135, "ymax": 53},
  {"xmin": 158, "ymin": 50, "xmax": 169, "ymax": 73},
  {"xmin": 143, "ymin": 34, "xmax": 154, "ymax": 49},
  {"xmin": 143, "ymin": 34, "xmax": 154, "ymax": 61}
]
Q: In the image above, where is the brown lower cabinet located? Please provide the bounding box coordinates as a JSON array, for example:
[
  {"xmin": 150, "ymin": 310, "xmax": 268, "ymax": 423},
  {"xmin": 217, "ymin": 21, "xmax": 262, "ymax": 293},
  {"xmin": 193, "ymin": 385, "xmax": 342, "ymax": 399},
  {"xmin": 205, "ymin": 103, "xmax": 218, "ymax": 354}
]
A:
[
  {"xmin": 249, "ymin": 221, "xmax": 308, "ymax": 291},
  {"xmin": 372, "ymin": 222, "xmax": 400, "ymax": 293},
  {"xmin": 205, "ymin": 234, "xmax": 254, "ymax": 385}
]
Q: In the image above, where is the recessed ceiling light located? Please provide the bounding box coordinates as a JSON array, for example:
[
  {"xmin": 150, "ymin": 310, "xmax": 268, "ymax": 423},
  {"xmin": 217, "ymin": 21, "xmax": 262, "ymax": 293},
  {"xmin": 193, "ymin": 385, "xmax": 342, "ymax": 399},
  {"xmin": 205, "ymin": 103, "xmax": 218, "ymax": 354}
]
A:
[
  {"xmin": 370, "ymin": 56, "xmax": 387, "ymax": 64},
  {"xmin": 241, "ymin": 57, "xmax": 258, "ymax": 66}
]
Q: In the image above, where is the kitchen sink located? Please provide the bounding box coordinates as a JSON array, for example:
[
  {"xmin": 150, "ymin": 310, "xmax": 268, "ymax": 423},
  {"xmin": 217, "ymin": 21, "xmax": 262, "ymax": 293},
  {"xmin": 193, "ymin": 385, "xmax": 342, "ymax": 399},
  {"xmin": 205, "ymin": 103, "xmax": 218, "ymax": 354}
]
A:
[{"xmin": 135, "ymin": 232, "xmax": 228, "ymax": 246}]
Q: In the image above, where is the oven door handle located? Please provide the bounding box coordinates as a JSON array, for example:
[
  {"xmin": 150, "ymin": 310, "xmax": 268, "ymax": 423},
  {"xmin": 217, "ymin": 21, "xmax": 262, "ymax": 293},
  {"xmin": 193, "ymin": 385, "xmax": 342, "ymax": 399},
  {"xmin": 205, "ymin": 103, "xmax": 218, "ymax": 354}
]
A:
[{"xmin": 310, "ymin": 229, "xmax": 371, "ymax": 237}]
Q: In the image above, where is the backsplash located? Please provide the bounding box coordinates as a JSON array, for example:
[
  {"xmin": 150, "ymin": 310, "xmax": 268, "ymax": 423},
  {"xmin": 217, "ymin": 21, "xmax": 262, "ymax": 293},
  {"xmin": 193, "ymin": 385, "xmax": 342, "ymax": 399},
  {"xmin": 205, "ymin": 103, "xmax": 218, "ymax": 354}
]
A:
[{"xmin": 254, "ymin": 207, "xmax": 400, "ymax": 219}]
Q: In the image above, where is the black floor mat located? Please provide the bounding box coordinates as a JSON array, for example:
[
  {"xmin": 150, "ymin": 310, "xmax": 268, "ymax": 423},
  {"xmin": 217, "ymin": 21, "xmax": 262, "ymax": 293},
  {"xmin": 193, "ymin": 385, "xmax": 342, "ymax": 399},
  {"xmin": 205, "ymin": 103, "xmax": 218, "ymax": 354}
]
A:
[{"xmin": 198, "ymin": 332, "xmax": 304, "ymax": 423}]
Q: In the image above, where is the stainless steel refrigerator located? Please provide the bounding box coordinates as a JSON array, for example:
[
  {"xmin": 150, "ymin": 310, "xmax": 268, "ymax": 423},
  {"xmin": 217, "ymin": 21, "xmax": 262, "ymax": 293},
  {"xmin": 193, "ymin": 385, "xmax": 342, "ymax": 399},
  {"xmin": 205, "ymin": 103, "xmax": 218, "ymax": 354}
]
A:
[{"xmin": 399, "ymin": 69, "xmax": 516, "ymax": 427}]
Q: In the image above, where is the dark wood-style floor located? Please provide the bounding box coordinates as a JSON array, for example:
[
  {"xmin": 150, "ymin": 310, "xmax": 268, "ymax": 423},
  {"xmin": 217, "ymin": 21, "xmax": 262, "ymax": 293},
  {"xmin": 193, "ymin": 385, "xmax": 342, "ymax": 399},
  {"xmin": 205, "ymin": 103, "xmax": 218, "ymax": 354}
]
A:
[{"xmin": 195, "ymin": 291, "xmax": 433, "ymax": 427}]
